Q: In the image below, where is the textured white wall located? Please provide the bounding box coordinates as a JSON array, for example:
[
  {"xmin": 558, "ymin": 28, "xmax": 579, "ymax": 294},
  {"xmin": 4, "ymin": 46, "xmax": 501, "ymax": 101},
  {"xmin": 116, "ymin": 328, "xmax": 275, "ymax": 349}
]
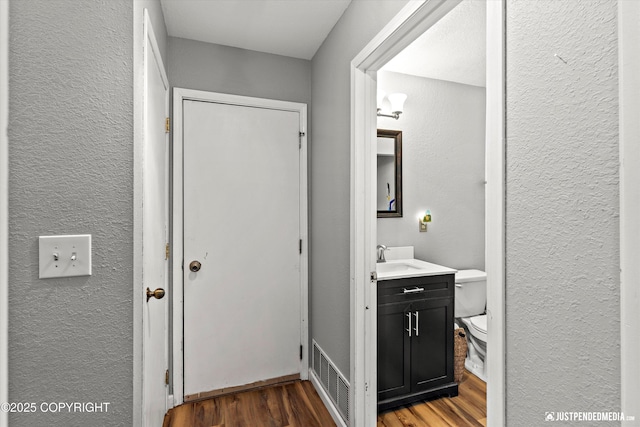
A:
[
  {"xmin": 7, "ymin": 0, "xmax": 166, "ymax": 425},
  {"xmin": 506, "ymin": 0, "xmax": 620, "ymax": 423},
  {"xmin": 377, "ymin": 71, "xmax": 485, "ymax": 271},
  {"xmin": 0, "ymin": 2, "xmax": 8, "ymax": 425}
]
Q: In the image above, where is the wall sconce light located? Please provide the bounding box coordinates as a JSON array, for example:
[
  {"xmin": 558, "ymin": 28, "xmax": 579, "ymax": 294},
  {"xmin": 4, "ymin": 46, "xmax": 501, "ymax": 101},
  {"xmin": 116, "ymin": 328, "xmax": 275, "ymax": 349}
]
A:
[{"xmin": 377, "ymin": 91, "xmax": 407, "ymax": 120}]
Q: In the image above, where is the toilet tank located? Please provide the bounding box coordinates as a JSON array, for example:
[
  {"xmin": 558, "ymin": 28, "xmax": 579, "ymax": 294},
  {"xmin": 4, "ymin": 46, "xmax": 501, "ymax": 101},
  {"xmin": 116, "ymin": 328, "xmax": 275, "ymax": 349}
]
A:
[{"xmin": 454, "ymin": 269, "xmax": 487, "ymax": 318}]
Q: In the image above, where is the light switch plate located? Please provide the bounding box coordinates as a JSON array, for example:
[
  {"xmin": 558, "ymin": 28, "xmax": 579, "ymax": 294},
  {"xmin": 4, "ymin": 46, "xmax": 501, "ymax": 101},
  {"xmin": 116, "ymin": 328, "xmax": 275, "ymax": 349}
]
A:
[{"xmin": 39, "ymin": 234, "xmax": 92, "ymax": 279}]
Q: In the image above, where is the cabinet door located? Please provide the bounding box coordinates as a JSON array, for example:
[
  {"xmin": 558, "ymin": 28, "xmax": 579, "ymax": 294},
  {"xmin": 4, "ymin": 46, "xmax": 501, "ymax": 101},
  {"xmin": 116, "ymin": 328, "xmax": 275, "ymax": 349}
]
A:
[
  {"xmin": 377, "ymin": 302, "xmax": 411, "ymax": 401},
  {"xmin": 410, "ymin": 297, "xmax": 454, "ymax": 392}
]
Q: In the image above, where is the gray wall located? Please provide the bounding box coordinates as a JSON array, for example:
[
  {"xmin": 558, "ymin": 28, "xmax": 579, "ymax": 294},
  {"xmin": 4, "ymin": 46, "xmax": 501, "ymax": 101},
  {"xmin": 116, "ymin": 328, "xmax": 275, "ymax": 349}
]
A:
[
  {"xmin": 8, "ymin": 0, "xmax": 166, "ymax": 425},
  {"xmin": 506, "ymin": 0, "xmax": 620, "ymax": 424},
  {"xmin": 310, "ymin": 0, "xmax": 409, "ymax": 378},
  {"xmin": 167, "ymin": 37, "xmax": 311, "ymax": 105},
  {"xmin": 377, "ymin": 71, "xmax": 485, "ymax": 271}
]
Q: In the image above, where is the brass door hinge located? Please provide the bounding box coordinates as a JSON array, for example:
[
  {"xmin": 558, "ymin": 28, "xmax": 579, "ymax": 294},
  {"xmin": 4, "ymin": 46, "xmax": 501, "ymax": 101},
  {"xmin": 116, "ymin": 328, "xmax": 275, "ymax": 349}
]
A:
[
  {"xmin": 165, "ymin": 117, "xmax": 170, "ymax": 133},
  {"xmin": 165, "ymin": 243, "xmax": 170, "ymax": 260},
  {"xmin": 165, "ymin": 369, "xmax": 170, "ymax": 385}
]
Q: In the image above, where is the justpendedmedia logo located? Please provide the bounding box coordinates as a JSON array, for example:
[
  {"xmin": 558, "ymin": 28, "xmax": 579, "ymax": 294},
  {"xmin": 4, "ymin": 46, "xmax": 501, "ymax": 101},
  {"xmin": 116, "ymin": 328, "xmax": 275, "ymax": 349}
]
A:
[{"xmin": 544, "ymin": 411, "xmax": 635, "ymax": 422}]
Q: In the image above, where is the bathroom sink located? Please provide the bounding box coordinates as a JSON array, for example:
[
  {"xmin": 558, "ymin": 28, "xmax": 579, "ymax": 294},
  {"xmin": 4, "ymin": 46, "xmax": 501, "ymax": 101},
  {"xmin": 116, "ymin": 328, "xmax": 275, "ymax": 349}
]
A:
[
  {"xmin": 376, "ymin": 261, "xmax": 421, "ymax": 274},
  {"xmin": 376, "ymin": 258, "xmax": 457, "ymax": 281}
]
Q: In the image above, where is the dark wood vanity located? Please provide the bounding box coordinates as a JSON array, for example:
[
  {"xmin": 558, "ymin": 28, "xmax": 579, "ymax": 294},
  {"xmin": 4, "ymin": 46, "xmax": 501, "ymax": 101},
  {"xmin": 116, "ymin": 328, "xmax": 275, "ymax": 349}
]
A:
[{"xmin": 377, "ymin": 273, "xmax": 458, "ymax": 412}]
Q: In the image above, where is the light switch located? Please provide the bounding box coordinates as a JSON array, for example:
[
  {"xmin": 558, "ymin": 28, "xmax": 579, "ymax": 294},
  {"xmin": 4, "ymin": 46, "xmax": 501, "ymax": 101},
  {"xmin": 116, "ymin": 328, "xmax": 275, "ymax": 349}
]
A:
[{"xmin": 39, "ymin": 234, "xmax": 92, "ymax": 279}]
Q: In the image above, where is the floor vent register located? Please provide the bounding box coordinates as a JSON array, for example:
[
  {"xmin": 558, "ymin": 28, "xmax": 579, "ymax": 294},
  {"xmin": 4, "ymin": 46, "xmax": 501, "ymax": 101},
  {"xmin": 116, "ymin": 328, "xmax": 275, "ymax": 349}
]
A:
[{"xmin": 312, "ymin": 340, "xmax": 350, "ymax": 423}]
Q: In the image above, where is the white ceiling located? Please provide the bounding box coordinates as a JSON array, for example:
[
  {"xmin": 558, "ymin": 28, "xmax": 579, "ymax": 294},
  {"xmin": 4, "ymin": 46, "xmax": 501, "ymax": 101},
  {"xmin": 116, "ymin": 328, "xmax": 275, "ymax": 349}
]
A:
[
  {"xmin": 160, "ymin": 0, "xmax": 352, "ymax": 60},
  {"xmin": 382, "ymin": 0, "xmax": 486, "ymax": 87}
]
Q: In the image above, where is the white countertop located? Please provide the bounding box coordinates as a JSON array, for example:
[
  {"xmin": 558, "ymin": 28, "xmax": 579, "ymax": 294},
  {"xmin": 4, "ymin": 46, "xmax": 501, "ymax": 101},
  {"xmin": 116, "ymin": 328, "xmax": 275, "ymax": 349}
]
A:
[{"xmin": 376, "ymin": 258, "xmax": 457, "ymax": 281}]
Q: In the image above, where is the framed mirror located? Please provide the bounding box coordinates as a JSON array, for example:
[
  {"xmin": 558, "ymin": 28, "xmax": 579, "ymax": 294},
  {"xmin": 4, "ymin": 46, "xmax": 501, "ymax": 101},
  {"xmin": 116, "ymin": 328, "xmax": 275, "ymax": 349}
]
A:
[{"xmin": 377, "ymin": 129, "xmax": 402, "ymax": 218}]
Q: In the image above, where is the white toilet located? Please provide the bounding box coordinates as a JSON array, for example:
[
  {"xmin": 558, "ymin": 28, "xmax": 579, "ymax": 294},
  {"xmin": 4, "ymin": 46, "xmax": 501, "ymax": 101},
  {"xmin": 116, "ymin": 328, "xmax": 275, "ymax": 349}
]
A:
[{"xmin": 454, "ymin": 269, "xmax": 487, "ymax": 382}]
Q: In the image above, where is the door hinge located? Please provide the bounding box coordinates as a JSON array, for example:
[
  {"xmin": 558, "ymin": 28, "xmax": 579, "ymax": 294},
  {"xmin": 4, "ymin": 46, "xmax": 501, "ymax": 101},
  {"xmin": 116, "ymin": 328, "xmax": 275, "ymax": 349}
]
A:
[
  {"xmin": 299, "ymin": 239, "xmax": 302, "ymax": 254},
  {"xmin": 299, "ymin": 131, "xmax": 305, "ymax": 148},
  {"xmin": 165, "ymin": 243, "xmax": 170, "ymax": 260},
  {"xmin": 165, "ymin": 369, "xmax": 170, "ymax": 385},
  {"xmin": 300, "ymin": 345, "xmax": 303, "ymax": 360},
  {"xmin": 370, "ymin": 271, "xmax": 377, "ymax": 281},
  {"xmin": 165, "ymin": 117, "xmax": 170, "ymax": 133}
]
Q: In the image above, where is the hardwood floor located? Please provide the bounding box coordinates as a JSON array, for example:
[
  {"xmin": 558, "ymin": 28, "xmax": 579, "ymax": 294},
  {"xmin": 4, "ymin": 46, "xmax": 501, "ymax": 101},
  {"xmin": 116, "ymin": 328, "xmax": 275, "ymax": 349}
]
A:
[
  {"xmin": 377, "ymin": 370, "xmax": 487, "ymax": 427},
  {"xmin": 163, "ymin": 370, "xmax": 486, "ymax": 427},
  {"xmin": 162, "ymin": 380, "xmax": 336, "ymax": 427}
]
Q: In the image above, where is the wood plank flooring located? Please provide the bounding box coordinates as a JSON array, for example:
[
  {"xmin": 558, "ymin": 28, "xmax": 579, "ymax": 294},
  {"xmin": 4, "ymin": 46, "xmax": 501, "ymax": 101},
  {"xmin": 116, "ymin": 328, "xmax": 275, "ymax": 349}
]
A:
[
  {"xmin": 162, "ymin": 380, "xmax": 336, "ymax": 427},
  {"xmin": 163, "ymin": 370, "xmax": 486, "ymax": 427},
  {"xmin": 377, "ymin": 370, "xmax": 487, "ymax": 427}
]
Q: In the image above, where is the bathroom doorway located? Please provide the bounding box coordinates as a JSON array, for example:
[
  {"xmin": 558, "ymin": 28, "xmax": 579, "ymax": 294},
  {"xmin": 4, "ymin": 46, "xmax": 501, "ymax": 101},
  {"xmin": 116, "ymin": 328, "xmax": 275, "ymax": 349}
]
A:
[
  {"xmin": 349, "ymin": 1, "xmax": 505, "ymax": 426},
  {"xmin": 377, "ymin": 0, "xmax": 486, "ymax": 382}
]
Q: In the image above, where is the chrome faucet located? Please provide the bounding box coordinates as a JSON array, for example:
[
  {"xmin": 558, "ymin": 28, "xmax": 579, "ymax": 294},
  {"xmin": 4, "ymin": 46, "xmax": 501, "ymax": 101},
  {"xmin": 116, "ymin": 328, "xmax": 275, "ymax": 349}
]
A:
[{"xmin": 377, "ymin": 245, "xmax": 388, "ymax": 263}]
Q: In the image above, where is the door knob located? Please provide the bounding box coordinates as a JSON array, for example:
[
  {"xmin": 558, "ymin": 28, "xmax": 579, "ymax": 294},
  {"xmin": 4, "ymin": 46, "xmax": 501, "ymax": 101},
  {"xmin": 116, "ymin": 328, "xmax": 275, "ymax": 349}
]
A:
[
  {"xmin": 189, "ymin": 260, "xmax": 201, "ymax": 272},
  {"xmin": 146, "ymin": 287, "xmax": 166, "ymax": 302}
]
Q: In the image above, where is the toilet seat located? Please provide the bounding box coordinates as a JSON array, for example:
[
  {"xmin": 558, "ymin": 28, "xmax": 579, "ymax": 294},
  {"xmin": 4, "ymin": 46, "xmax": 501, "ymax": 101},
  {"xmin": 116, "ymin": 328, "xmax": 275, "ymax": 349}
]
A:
[
  {"xmin": 455, "ymin": 269, "xmax": 487, "ymax": 283},
  {"xmin": 470, "ymin": 314, "xmax": 486, "ymax": 333},
  {"xmin": 466, "ymin": 314, "xmax": 487, "ymax": 342}
]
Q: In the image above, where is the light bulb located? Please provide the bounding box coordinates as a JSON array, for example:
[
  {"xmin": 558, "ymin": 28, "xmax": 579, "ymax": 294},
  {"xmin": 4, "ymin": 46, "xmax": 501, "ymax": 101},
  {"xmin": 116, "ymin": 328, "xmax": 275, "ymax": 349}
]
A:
[{"xmin": 388, "ymin": 93, "xmax": 407, "ymax": 114}]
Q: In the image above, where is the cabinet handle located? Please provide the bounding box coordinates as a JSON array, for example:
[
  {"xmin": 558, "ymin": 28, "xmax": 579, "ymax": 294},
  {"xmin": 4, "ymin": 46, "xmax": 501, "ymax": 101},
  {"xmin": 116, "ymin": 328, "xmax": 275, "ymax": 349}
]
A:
[
  {"xmin": 405, "ymin": 312, "xmax": 412, "ymax": 337},
  {"xmin": 414, "ymin": 311, "xmax": 419, "ymax": 336},
  {"xmin": 403, "ymin": 287, "xmax": 425, "ymax": 294}
]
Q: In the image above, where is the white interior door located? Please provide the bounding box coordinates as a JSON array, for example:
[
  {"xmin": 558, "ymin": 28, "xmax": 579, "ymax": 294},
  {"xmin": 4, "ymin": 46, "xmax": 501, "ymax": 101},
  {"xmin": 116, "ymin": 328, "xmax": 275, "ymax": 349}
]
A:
[
  {"xmin": 182, "ymin": 99, "xmax": 302, "ymax": 398},
  {"xmin": 142, "ymin": 11, "xmax": 169, "ymax": 427}
]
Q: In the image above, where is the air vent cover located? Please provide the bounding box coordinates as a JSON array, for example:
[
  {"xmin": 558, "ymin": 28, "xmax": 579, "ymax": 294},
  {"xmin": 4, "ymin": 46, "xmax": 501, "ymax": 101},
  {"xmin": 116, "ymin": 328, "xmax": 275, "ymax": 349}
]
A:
[
  {"xmin": 312, "ymin": 340, "xmax": 350, "ymax": 423},
  {"xmin": 313, "ymin": 345, "xmax": 321, "ymax": 374},
  {"xmin": 320, "ymin": 354, "xmax": 329, "ymax": 388},
  {"xmin": 338, "ymin": 376, "xmax": 349, "ymax": 421}
]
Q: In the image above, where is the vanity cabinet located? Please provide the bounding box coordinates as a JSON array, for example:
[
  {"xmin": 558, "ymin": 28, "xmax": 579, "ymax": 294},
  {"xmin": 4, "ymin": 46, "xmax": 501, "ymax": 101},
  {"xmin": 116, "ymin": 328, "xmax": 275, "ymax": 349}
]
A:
[{"xmin": 377, "ymin": 274, "xmax": 458, "ymax": 411}]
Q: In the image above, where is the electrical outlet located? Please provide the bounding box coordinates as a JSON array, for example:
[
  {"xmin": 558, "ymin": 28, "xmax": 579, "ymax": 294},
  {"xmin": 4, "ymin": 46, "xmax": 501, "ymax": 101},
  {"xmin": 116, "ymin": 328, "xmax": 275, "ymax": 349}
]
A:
[{"xmin": 39, "ymin": 234, "xmax": 92, "ymax": 278}]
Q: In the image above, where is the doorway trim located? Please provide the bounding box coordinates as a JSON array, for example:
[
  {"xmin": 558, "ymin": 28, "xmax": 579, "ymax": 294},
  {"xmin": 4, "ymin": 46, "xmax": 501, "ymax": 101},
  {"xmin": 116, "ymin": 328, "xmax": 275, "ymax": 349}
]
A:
[
  {"xmin": 172, "ymin": 88, "xmax": 309, "ymax": 405},
  {"xmin": 0, "ymin": 1, "xmax": 9, "ymax": 425},
  {"xmin": 619, "ymin": 0, "xmax": 640, "ymax": 422},
  {"xmin": 349, "ymin": 1, "xmax": 505, "ymax": 426}
]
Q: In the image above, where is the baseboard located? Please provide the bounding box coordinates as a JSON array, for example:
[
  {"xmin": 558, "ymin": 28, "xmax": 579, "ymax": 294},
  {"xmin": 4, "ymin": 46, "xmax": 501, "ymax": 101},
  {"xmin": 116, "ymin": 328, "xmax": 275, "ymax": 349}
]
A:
[
  {"xmin": 310, "ymin": 370, "xmax": 348, "ymax": 427},
  {"xmin": 184, "ymin": 374, "xmax": 300, "ymax": 402},
  {"xmin": 167, "ymin": 394, "xmax": 174, "ymax": 410}
]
